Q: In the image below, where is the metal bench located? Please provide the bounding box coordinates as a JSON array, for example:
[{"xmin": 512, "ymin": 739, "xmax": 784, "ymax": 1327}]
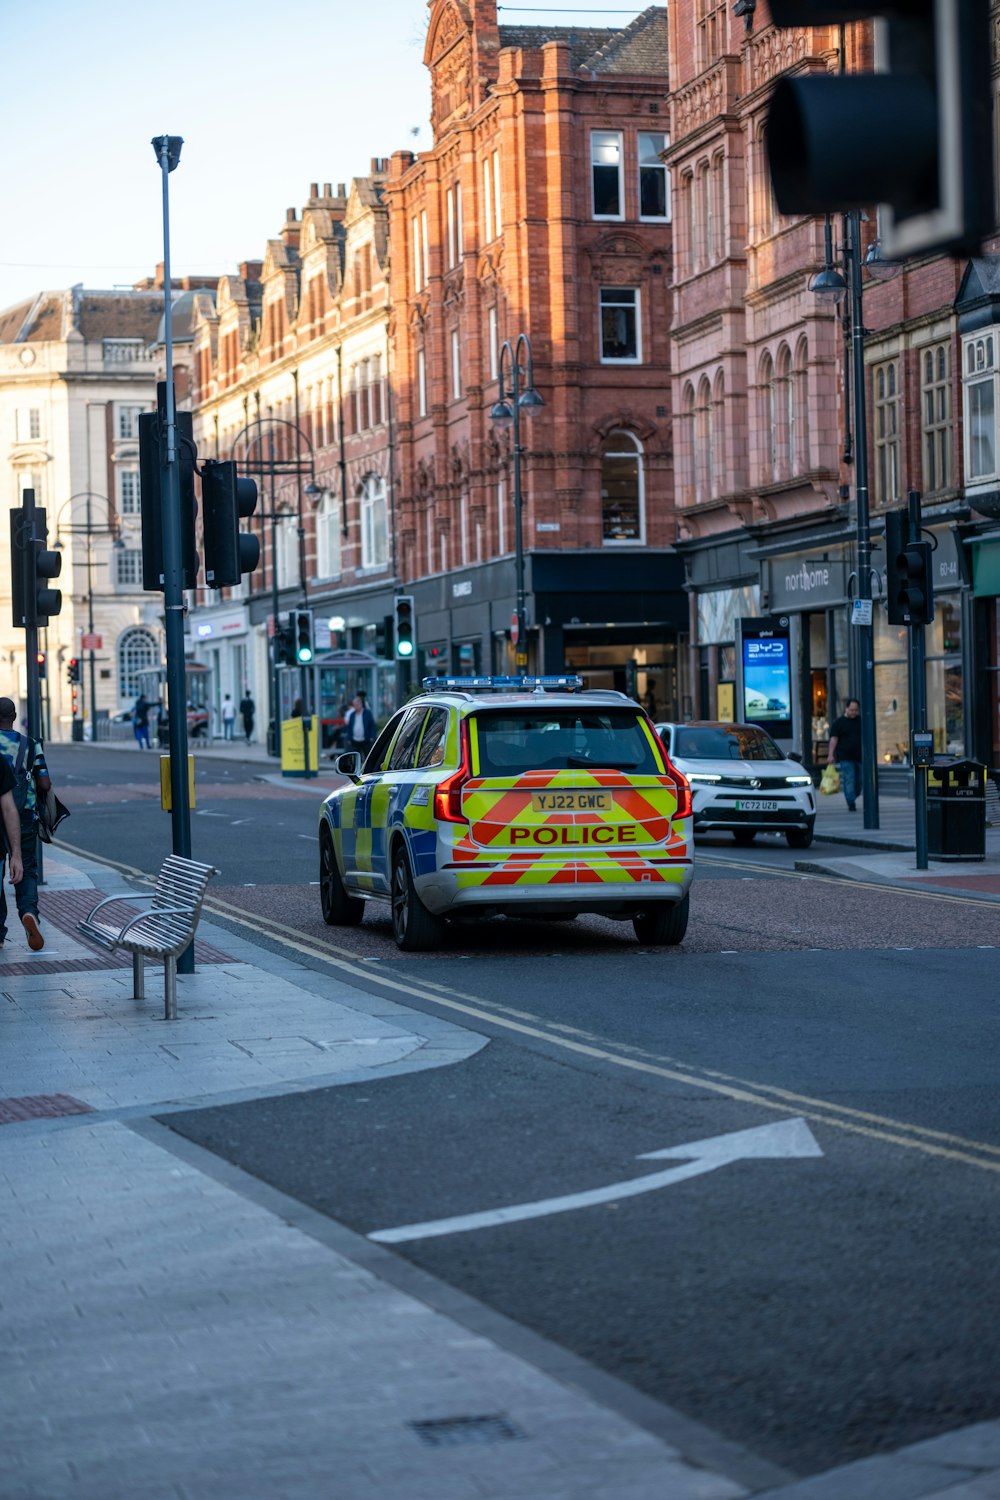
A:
[{"xmin": 79, "ymin": 855, "xmax": 219, "ymax": 1020}]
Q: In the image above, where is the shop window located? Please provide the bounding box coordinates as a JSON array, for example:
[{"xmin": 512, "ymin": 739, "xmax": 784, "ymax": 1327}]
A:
[
  {"xmin": 600, "ymin": 431, "xmax": 644, "ymax": 543},
  {"xmin": 872, "ymin": 359, "xmax": 901, "ymax": 505}
]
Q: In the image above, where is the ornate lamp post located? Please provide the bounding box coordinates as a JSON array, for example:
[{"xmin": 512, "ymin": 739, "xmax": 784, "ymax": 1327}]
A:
[{"xmin": 489, "ymin": 333, "xmax": 544, "ymax": 669}]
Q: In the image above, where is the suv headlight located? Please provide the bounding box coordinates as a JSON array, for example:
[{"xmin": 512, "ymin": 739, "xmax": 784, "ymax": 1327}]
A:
[
  {"xmin": 785, "ymin": 775, "xmax": 813, "ymax": 785},
  {"xmin": 687, "ymin": 772, "xmax": 722, "ymax": 784}
]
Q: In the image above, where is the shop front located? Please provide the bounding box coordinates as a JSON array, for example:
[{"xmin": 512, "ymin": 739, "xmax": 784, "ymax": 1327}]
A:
[
  {"xmin": 969, "ymin": 533, "xmax": 1000, "ymax": 766},
  {"xmin": 411, "ymin": 550, "xmax": 689, "ymax": 715},
  {"xmin": 762, "ymin": 522, "xmax": 968, "ymax": 775}
]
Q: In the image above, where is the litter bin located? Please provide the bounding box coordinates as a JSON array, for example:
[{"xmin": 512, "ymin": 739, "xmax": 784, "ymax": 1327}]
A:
[
  {"xmin": 926, "ymin": 758, "xmax": 987, "ymax": 860},
  {"xmin": 71, "ymin": 719, "xmax": 84, "ymax": 743}
]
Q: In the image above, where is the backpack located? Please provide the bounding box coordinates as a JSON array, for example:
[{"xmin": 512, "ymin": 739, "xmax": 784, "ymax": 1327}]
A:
[{"xmin": 2, "ymin": 732, "xmax": 35, "ymax": 816}]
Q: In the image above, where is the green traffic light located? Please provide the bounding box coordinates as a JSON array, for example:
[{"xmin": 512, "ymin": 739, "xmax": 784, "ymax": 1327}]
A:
[
  {"xmin": 397, "ymin": 639, "xmax": 414, "ymax": 657},
  {"xmin": 297, "ymin": 647, "xmax": 314, "ymax": 664}
]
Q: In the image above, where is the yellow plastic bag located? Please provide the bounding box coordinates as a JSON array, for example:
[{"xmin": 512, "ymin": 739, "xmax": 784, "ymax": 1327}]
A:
[{"xmin": 820, "ymin": 764, "xmax": 841, "ymax": 796}]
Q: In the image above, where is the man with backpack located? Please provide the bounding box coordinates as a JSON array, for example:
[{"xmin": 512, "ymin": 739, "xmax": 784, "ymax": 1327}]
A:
[{"xmin": 0, "ymin": 697, "xmax": 49, "ymax": 951}]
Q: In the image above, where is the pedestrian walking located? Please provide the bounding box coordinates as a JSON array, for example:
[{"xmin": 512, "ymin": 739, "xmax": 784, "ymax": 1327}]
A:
[
  {"xmin": 240, "ymin": 692, "xmax": 255, "ymax": 745},
  {"xmin": 221, "ymin": 694, "xmax": 237, "ymax": 742},
  {"xmin": 827, "ymin": 697, "xmax": 863, "ymax": 812},
  {"xmin": 133, "ymin": 694, "xmax": 151, "ymax": 750},
  {"xmin": 0, "ymin": 697, "xmax": 47, "ymax": 951},
  {"xmin": 344, "ymin": 691, "xmax": 376, "ymax": 759}
]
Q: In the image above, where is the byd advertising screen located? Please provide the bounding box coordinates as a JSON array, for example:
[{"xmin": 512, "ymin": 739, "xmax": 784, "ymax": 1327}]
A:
[{"xmin": 742, "ymin": 637, "xmax": 791, "ymax": 724}]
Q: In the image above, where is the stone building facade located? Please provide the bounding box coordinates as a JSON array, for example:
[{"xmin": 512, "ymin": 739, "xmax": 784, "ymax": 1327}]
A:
[{"xmin": 0, "ymin": 285, "xmax": 165, "ymax": 738}]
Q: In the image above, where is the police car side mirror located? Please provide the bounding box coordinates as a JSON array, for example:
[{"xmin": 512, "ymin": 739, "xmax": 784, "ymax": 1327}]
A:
[{"xmin": 334, "ymin": 750, "xmax": 363, "ymax": 779}]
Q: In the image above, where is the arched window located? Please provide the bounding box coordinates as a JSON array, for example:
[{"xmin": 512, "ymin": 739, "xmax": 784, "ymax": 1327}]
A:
[
  {"xmin": 776, "ymin": 343, "xmax": 793, "ymax": 479},
  {"xmin": 695, "ymin": 377, "xmax": 713, "ymax": 503},
  {"xmin": 759, "ymin": 353, "xmax": 777, "ymax": 482},
  {"xmin": 600, "ymin": 432, "xmax": 644, "ymax": 543},
  {"xmin": 680, "ymin": 383, "xmax": 696, "ymax": 504},
  {"xmin": 793, "ymin": 337, "xmax": 809, "ymax": 473},
  {"xmin": 713, "ymin": 371, "xmax": 726, "ymax": 489},
  {"xmin": 360, "ymin": 474, "xmax": 388, "ymax": 568},
  {"xmin": 118, "ymin": 627, "xmax": 159, "ymax": 703},
  {"xmin": 315, "ymin": 490, "xmax": 342, "ymax": 580}
]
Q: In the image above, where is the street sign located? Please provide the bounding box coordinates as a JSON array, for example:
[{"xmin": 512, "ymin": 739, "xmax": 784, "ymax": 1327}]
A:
[
  {"xmin": 850, "ymin": 599, "xmax": 873, "ymax": 627},
  {"xmin": 510, "ymin": 611, "xmax": 519, "ymax": 646},
  {"xmin": 81, "ymin": 633, "xmax": 102, "ymax": 650},
  {"xmin": 369, "ymin": 1117, "xmax": 822, "ymax": 1244}
]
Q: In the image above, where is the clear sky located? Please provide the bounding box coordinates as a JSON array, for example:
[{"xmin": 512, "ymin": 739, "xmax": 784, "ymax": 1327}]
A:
[{"xmin": 1, "ymin": 0, "xmax": 638, "ymax": 313}]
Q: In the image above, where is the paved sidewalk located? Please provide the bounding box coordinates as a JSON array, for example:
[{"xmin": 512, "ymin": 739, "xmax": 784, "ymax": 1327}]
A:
[{"xmin": 2, "ymin": 847, "xmax": 998, "ymax": 1499}]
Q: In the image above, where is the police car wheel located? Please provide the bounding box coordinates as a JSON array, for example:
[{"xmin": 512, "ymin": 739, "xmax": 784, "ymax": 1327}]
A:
[
  {"xmin": 391, "ymin": 847, "xmax": 445, "ymax": 952},
  {"xmin": 320, "ymin": 828, "xmax": 364, "ymax": 926},
  {"xmin": 632, "ymin": 895, "xmax": 689, "ymax": 946}
]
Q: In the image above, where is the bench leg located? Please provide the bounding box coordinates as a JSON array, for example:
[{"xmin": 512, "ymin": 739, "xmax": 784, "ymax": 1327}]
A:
[
  {"xmin": 164, "ymin": 955, "xmax": 178, "ymax": 1021},
  {"xmin": 132, "ymin": 952, "xmax": 145, "ymax": 1001}
]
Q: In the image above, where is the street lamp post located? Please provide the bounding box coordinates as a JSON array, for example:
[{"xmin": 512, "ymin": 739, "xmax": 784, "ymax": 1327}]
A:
[
  {"xmin": 489, "ymin": 333, "xmax": 544, "ymax": 670},
  {"xmin": 229, "ymin": 414, "xmax": 320, "ymax": 755},
  {"xmin": 811, "ymin": 213, "xmax": 880, "ymax": 830}
]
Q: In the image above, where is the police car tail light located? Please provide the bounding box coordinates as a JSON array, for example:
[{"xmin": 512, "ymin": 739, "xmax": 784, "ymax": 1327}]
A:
[
  {"xmin": 666, "ymin": 763, "xmax": 692, "ymax": 820},
  {"xmin": 433, "ymin": 721, "xmax": 472, "ymax": 823}
]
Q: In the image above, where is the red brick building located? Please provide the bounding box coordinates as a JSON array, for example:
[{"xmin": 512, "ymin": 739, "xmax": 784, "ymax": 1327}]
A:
[{"xmin": 385, "ymin": 1, "xmax": 685, "ymax": 711}]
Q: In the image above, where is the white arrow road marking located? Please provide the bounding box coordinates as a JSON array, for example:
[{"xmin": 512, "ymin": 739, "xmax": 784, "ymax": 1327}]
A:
[{"xmin": 368, "ymin": 1117, "xmax": 822, "ymax": 1245}]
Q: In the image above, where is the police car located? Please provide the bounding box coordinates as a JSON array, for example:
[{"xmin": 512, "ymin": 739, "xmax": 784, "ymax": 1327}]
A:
[{"xmin": 318, "ymin": 676, "xmax": 694, "ymax": 951}]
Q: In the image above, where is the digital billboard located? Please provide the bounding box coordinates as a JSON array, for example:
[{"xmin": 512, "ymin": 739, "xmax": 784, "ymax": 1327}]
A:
[{"xmin": 739, "ymin": 616, "xmax": 792, "ymax": 736}]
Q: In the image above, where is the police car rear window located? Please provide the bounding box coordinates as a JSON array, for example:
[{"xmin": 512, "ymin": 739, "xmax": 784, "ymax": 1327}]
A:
[{"xmin": 472, "ymin": 710, "xmax": 661, "ymax": 777}]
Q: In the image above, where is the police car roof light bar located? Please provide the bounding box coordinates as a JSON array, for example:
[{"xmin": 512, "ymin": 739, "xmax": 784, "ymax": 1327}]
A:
[{"xmin": 423, "ymin": 674, "xmax": 585, "ymax": 693}]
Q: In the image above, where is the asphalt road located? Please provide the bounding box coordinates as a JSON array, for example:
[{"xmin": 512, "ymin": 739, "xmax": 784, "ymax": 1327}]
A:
[{"xmin": 50, "ymin": 743, "xmax": 1000, "ymax": 1479}]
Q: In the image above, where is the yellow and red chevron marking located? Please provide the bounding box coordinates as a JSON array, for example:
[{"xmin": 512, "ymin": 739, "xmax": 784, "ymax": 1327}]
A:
[
  {"xmin": 462, "ymin": 770, "xmax": 678, "ymax": 851},
  {"xmin": 453, "ymin": 855, "xmax": 687, "ymax": 890}
]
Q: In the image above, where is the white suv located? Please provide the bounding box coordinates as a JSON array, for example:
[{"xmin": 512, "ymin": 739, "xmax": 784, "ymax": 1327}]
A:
[{"xmin": 655, "ymin": 720, "xmax": 816, "ymax": 849}]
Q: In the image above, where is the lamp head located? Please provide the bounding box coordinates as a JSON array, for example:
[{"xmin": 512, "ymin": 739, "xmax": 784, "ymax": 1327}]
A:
[
  {"xmin": 151, "ymin": 135, "xmax": 184, "ymax": 171},
  {"xmin": 864, "ymin": 238, "xmax": 901, "ymax": 283},
  {"xmin": 810, "ymin": 266, "xmax": 848, "ymax": 304},
  {"xmin": 490, "ymin": 399, "xmax": 514, "ymax": 428},
  {"xmin": 517, "ymin": 386, "xmax": 544, "ymax": 415}
]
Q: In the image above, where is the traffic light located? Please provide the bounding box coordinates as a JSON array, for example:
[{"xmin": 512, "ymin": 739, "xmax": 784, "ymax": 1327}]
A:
[
  {"xmin": 394, "ymin": 595, "xmax": 415, "ymax": 660},
  {"xmin": 36, "ymin": 652, "xmax": 46, "ymax": 680},
  {"xmin": 67, "ymin": 658, "xmax": 80, "ymax": 685},
  {"xmin": 274, "ymin": 615, "xmax": 296, "ymax": 666},
  {"xmin": 201, "ymin": 460, "xmax": 260, "ymax": 588},
  {"xmin": 766, "ymin": 0, "xmax": 993, "ymax": 258},
  {"xmin": 139, "ymin": 385, "xmax": 198, "ymax": 591},
  {"xmin": 884, "ymin": 509, "xmax": 934, "ymax": 626},
  {"xmin": 294, "ymin": 609, "xmax": 314, "ymax": 665},
  {"xmin": 375, "ymin": 615, "xmax": 393, "ymax": 658},
  {"xmin": 10, "ymin": 499, "xmax": 62, "ymax": 629}
]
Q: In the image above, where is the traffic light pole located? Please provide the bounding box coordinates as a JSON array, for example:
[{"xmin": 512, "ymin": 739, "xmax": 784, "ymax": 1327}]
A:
[
  {"xmin": 154, "ymin": 134, "xmax": 194, "ymax": 974},
  {"xmin": 847, "ymin": 212, "xmax": 879, "ymax": 830},
  {"xmin": 908, "ymin": 490, "xmax": 929, "ymax": 871}
]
